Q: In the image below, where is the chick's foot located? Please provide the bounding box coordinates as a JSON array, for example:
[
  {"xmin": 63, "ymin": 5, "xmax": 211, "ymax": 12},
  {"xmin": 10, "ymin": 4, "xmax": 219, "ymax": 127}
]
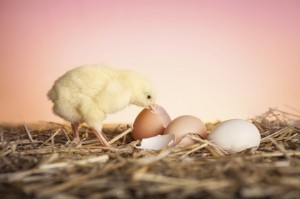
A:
[{"xmin": 66, "ymin": 137, "xmax": 82, "ymax": 147}]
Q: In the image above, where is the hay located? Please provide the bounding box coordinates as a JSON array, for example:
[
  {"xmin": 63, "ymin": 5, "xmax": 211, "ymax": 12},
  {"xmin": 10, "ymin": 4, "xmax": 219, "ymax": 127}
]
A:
[{"xmin": 0, "ymin": 109, "xmax": 300, "ymax": 199}]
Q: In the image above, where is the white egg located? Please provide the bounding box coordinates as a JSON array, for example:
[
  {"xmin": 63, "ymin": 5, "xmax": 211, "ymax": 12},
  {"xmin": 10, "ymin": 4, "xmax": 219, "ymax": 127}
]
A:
[{"xmin": 208, "ymin": 119, "xmax": 261, "ymax": 153}]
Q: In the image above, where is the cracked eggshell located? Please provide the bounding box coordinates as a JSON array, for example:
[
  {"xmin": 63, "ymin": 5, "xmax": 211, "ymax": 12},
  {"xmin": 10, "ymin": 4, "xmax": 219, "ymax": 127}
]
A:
[
  {"xmin": 164, "ymin": 115, "xmax": 207, "ymax": 146},
  {"xmin": 132, "ymin": 104, "xmax": 171, "ymax": 140},
  {"xmin": 208, "ymin": 119, "xmax": 261, "ymax": 153},
  {"xmin": 136, "ymin": 134, "xmax": 174, "ymax": 150}
]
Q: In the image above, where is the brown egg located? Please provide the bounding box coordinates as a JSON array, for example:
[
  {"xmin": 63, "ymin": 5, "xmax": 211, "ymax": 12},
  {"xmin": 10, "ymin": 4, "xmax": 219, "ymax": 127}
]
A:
[
  {"xmin": 132, "ymin": 104, "xmax": 171, "ymax": 140},
  {"xmin": 164, "ymin": 115, "xmax": 207, "ymax": 146}
]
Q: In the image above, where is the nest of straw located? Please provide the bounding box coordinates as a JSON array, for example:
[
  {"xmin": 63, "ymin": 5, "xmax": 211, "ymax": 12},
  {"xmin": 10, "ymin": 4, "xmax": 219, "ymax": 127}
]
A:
[{"xmin": 0, "ymin": 109, "xmax": 300, "ymax": 199}]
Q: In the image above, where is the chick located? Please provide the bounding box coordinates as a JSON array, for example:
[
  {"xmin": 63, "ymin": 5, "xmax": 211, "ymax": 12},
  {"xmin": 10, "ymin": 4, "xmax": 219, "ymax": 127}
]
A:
[{"xmin": 48, "ymin": 64, "xmax": 156, "ymax": 147}]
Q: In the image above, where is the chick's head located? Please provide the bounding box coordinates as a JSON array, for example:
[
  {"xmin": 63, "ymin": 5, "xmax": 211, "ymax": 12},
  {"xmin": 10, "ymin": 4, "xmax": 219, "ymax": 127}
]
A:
[{"xmin": 123, "ymin": 70, "xmax": 157, "ymax": 107}]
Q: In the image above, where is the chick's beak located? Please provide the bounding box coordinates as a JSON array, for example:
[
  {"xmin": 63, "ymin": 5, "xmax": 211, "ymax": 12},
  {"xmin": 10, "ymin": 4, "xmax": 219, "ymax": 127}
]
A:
[{"xmin": 148, "ymin": 104, "xmax": 155, "ymax": 111}]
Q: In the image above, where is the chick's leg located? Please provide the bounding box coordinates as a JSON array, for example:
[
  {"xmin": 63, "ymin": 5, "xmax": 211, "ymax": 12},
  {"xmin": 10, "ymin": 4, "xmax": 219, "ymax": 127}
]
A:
[
  {"xmin": 71, "ymin": 122, "xmax": 80, "ymax": 138},
  {"xmin": 90, "ymin": 124, "xmax": 111, "ymax": 147},
  {"xmin": 79, "ymin": 100, "xmax": 110, "ymax": 147},
  {"xmin": 71, "ymin": 122, "xmax": 80, "ymax": 142}
]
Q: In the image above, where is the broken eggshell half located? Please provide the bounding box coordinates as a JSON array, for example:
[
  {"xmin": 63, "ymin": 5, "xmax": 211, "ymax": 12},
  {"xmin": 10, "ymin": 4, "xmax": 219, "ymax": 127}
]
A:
[
  {"xmin": 132, "ymin": 104, "xmax": 171, "ymax": 140},
  {"xmin": 136, "ymin": 134, "xmax": 175, "ymax": 150}
]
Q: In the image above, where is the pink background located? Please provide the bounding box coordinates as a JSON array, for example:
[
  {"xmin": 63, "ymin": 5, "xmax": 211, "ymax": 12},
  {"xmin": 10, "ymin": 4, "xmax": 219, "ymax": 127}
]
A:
[{"xmin": 1, "ymin": 0, "xmax": 300, "ymax": 123}]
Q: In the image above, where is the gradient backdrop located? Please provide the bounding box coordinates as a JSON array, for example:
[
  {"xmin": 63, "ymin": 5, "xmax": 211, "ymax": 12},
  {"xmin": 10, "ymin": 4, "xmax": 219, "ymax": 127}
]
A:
[{"xmin": 1, "ymin": 0, "xmax": 300, "ymax": 124}]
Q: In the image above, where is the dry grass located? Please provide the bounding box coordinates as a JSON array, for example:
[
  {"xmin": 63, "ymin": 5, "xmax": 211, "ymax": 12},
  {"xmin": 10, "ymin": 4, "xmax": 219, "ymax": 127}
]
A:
[{"xmin": 0, "ymin": 108, "xmax": 300, "ymax": 199}]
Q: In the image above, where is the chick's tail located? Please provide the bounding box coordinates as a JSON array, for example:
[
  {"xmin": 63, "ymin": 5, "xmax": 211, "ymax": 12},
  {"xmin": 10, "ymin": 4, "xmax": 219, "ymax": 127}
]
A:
[{"xmin": 47, "ymin": 86, "xmax": 58, "ymax": 102}]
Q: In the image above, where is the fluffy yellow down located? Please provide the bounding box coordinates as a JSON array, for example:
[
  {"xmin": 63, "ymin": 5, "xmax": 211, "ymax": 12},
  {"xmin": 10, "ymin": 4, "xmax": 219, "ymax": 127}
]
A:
[{"xmin": 48, "ymin": 64, "xmax": 156, "ymax": 131}]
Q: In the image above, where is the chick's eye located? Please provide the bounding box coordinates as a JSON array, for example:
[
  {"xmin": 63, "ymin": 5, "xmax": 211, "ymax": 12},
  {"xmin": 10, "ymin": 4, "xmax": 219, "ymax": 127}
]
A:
[{"xmin": 147, "ymin": 95, "xmax": 151, "ymax": 99}]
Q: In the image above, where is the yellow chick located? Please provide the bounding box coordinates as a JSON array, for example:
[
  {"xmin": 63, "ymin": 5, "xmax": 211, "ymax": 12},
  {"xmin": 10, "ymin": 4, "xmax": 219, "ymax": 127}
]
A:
[{"xmin": 48, "ymin": 64, "xmax": 156, "ymax": 147}]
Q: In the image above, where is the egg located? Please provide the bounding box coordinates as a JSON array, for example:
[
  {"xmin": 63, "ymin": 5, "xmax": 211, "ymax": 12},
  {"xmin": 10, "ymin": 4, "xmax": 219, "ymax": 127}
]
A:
[
  {"xmin": 132, "ymin": 104, "xmax": 171, "ymax": 140},
  {"xmin": 208, "ymin": 119, "xmax": 261, "ymax": 153},
  {"xmin": 164, "ymin": 115, "xmax": 207, "ymax": 146}
]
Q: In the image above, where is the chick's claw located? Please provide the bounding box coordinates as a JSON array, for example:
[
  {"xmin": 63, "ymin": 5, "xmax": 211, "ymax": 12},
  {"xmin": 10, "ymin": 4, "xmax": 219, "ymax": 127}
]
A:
[{"xmin": 66, "ymin": 137, "xmax": 82, "ymax": 147}]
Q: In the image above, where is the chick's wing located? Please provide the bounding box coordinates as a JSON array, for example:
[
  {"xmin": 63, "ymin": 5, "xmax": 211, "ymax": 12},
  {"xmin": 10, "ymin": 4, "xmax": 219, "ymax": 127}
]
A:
[{"xmin": 94, "ymin": 80, "xmax": 131, "ymax": 114}]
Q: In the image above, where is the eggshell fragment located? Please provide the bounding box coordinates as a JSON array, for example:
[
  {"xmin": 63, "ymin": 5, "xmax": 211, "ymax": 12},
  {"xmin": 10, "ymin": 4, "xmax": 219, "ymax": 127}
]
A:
[
  {"xmin": 136, "ymin": 134, "xmax": 174, "ymax": 150},
  {"xmin": 164, "ymin": 115, "xmax": 207, "ymax": 146},
  {"xmin": 132, "ymin": 104, "xmax": 171, "ymax": 140},
  {"xmin": 208, "ymin": 119, "xmax": 261, "ymax": 153}
]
